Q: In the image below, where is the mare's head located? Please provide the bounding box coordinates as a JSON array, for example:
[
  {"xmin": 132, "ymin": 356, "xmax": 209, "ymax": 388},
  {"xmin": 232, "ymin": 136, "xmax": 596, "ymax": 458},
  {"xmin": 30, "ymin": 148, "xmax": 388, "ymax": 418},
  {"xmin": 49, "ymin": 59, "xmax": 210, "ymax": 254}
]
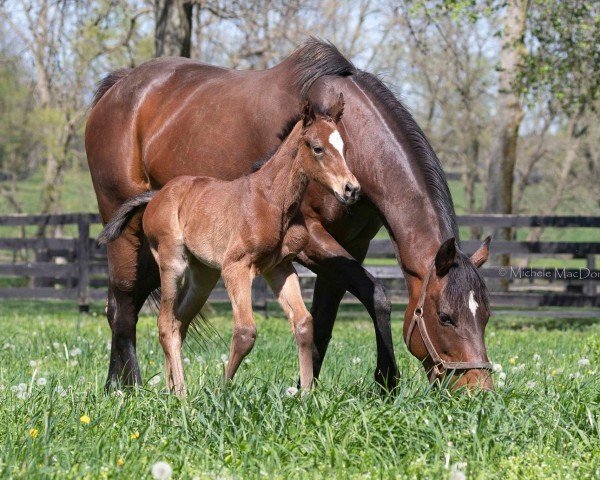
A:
[
  {"xmin": 297, "ymin": 94, "xmax": 360, "ymax": 205},
  {"xmin": 407, "ymin": 236, "xmax": 494, "ymax": 390}
]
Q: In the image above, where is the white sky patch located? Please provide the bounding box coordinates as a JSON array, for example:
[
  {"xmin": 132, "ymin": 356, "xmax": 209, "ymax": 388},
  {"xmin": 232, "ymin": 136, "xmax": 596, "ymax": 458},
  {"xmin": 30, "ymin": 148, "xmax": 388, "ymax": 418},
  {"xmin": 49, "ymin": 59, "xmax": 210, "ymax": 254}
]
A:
[
  {"xmin": 468, "ymin": 290, "xmax": 479, "ymax": 318},
  {"xmin": 328, "ymin": 130, "xmax": 344, "ymax": 158}
]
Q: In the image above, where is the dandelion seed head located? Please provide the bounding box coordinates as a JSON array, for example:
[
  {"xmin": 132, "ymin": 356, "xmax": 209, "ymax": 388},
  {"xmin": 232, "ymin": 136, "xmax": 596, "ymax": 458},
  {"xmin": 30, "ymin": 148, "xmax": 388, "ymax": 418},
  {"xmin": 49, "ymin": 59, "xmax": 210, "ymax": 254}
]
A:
[
  {"xmin": 151, "ymin": 461, "xmax": 173, "ymax": 480},
  {"xmin": 352, "ymin": 357, "xmax": 361, "ymax": 365},
  {"xmin": 36, "ymin": 377, "xmax": 47, "ymax": 386},
  {"xmin": 578, "ymin": 358, "xmax": 590, "ymax": 367}
]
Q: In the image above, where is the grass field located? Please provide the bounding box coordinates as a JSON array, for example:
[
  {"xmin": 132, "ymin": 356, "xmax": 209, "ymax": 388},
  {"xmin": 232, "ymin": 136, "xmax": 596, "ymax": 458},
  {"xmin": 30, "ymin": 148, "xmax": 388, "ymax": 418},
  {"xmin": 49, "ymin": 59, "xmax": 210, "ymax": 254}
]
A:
[{"xmin": 0, "ymin": 301, "xmax": 598, "ymax": 479}]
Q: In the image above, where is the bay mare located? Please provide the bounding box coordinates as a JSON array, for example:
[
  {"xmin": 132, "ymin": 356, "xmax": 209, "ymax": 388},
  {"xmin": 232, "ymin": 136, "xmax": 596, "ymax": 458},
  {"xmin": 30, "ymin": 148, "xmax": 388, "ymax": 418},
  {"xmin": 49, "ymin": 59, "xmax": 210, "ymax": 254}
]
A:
[
  {"xmin": 98, "ymin": 99, "xmax": 359, "ymax": 395},
  {"xmin": 86, "ymin": 39, "xmax": 493, "ymax": 391}
]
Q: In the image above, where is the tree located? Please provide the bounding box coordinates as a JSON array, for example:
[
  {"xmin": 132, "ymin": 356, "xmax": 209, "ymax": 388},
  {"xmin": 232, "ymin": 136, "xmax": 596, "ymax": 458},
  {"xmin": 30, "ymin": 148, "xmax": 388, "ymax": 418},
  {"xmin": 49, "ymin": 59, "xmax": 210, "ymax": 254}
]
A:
[{"xmin": 155, "ymin": 0, "xmax": 193, "ymax": 57}]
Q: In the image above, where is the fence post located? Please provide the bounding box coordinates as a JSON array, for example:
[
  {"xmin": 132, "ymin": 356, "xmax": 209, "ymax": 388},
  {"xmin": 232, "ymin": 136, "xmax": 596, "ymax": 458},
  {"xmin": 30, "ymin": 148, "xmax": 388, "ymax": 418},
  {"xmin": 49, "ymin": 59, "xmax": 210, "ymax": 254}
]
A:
[
  {"xmin": 586, "ymin": 254, "xmax": 596, "ymax": 297},
  {"xmin": 77, "ymin": 215, "xmax": 90, "ymax": 313}
]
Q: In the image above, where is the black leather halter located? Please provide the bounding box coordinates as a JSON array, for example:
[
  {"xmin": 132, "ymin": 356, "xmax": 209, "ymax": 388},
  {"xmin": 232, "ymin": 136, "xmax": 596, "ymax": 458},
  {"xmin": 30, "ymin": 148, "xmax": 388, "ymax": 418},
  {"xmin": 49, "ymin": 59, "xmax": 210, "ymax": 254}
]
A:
[{"xmin": 404, "ymin": 261, "xmax": 492, "ymax": 382}]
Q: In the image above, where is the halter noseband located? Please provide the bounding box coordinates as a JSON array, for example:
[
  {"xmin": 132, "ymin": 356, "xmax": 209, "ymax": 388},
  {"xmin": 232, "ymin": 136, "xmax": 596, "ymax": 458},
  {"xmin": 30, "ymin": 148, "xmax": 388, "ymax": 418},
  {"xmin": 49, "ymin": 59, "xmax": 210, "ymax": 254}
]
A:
[{"xmin": 404, "ymin": 261, "xmax": 492, "ymax": 382}]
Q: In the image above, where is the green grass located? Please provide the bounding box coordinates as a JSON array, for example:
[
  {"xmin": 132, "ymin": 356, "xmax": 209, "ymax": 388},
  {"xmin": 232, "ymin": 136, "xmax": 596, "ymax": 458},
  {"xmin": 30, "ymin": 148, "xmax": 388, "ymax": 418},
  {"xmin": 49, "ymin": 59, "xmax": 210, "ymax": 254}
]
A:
[{"xmin": 0, "ymin": 301, "xmax": 598, "ymax": 479}]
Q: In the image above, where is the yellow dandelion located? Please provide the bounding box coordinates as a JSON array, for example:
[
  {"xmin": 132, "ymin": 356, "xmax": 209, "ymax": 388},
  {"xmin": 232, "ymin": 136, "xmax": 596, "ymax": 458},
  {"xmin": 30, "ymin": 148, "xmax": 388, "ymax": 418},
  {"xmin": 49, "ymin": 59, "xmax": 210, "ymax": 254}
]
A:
[
  {"xmin": 117, "ymin": 458, "xmax": 125, "ymax": 467},
  {"xmin": 130, "ymin": 431, "xmax": 140, "ymax": 440},
  {"xmin": 80, "ymin": 415, "xmax": 91, "ymax": 424},
  {"xmin": 29, "ymin": 428, "xmax": 39, "ymax": 439},
  {"xmin": 508, "ymin": 357, "xmax": 517, "ymax": 365}
]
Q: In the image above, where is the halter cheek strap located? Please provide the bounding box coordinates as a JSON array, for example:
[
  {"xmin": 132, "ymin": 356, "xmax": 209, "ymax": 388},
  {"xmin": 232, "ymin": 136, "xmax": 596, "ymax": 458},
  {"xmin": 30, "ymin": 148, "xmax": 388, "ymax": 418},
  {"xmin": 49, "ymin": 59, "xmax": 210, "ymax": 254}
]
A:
[{"xmin": 404, "ymin": 261, "xmax": 492, "ymax": 382}]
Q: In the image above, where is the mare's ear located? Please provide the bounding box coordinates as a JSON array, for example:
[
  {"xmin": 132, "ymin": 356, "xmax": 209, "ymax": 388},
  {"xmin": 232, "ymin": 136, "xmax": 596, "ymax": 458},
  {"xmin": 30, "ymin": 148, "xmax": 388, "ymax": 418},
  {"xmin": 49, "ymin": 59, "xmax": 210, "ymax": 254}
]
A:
[
  {"xmin": 328, "ymin": 92, "xmax": 345, "ymax": 123},
  {"xmin": 435, "ymin": 237, "xmax": 456, "ymax": 277},
  {"xmin": 301, "ymin": 99, "xmax": 316, "ymax": 127},
  {"xmin": 470, "ymin": 236, "xmax": 491, "ymax": 268}
]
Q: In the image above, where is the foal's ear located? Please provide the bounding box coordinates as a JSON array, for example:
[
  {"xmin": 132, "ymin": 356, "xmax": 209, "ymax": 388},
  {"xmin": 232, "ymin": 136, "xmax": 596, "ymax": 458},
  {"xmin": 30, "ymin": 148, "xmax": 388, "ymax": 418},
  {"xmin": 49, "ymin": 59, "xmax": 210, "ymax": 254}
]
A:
[
  {"xmin": 470, "ymin": 236, "xmax": 491, "ymax": 268},
  {"xmin": 435, "ymin": 237, "xmax": 457, "ymax": 277},
  {"xmin": 301, "ymin": 99, "xmax": 316, "ymax": 127},
  {"xmin": 328, "ymin": 92, "xmax": 345, "ymax": 123}
]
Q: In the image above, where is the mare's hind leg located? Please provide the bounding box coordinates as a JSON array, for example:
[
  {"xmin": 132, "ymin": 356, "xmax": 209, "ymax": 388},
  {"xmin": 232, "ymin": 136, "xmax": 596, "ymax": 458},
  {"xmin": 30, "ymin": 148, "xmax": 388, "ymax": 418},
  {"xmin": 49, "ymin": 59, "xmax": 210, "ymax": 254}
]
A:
[
  {"xmin": 106, "ymin": 231, "xmax": 159, "ymax": 389},
  {"xmin": 264, "ymin": 262, "xmax": 313, "ymax": 389},
  {"xmin": 221, "ymin": 261, "xmax": 257, "ymax": 381}
]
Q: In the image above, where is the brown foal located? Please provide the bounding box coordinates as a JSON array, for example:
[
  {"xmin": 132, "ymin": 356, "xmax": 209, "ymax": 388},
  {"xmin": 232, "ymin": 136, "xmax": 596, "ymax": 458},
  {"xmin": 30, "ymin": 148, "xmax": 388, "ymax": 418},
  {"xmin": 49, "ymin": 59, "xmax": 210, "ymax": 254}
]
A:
[{"xmin": 99, "ymin": 95, "xmax": 359, "ymax": 395}]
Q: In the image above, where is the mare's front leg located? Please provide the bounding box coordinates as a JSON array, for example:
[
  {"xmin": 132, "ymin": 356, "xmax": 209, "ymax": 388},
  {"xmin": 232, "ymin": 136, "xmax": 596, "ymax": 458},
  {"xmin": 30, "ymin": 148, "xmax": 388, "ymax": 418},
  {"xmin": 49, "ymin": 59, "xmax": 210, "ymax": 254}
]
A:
[
  {"xmin": 264, "ymin": 262, "xmax": 313, "ymax": 389},
  {"xmin": 221, "ymin": 261, "xmax": 257, "ymax": 381},
  {"xmin": 297, "ymin": 222, "xmax": 398, "ymax": 391}
]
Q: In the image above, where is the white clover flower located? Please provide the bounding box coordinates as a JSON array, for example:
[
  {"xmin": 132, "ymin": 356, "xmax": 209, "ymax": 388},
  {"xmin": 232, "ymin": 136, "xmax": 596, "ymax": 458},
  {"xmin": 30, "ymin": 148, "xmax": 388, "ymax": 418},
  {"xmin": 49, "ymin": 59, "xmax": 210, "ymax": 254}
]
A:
[
  {"xmin": 578, "ymin": 358, "xmax": 590, "ymax": 367},
  {"xmin": 423, "ymin": 418, "xmax": 430, "ymax": 426},
  {"xmin": 69, "ymin": 347, "xmax": 82, "ymax": 357},
  {"xmin": 183, "ymin": 357, "xmax": 190, "ymax": 365},
  {"xmin": 244, "ymin": 358, "xmax": 251, "ymax": 364},
  {"xmin": 352, "ymin": 357, "xmax": 361, "ymax": 365},
  {"xmin": 18, "ymin": 383, "xmax": 27, "ymax": 392},
  {"xmin": 148, "ymin": 376, "xmax": 161, "ymax": 387},
  {"xmin": 0, "ymin": 384, "xmax": 4, "ymax": 391},
  {"xmin": 70, "ymin": 360, "xmax": 78, "ymax": 367},
  {"xmin": 497, "ymin": 378, "xmax": 505, "ymax": 388},
  {"xmin": 106, "ymin": 341, "xmax": 111, "ymax": 350},
  {"xmin": 52, "ymin": 342, "xmax": 60, "ymax": 349},
  {"xmin": 525, "ymin": 381, "xmax": 537, "ymax": 389},
  {"xmin": 220, "ymin": 354, "xmax": 228, "ymax": 363},
  {"xmin": 36, "ymin": 377, "xmax": 47, "ymax": 386},
  {"xmin": 569, "ymin": 372, "xmax": 582, "ymax": 380},
  {"xmin": 533, "ymin": 354, "xmax": 541, "ymax": 362},
  {"xmin": 285, "ymin": 386, "xmax": 298, "ymax": 397},
  {"xmin": 151, "ymin": 461, "xmax": 173, "ymax": 480},
  {"xmin": 492, "ymin": 363, "xmax": 502, "ymax": 373},
  {"xmin": 29, "ymin": 360, "xmax": 40, "ymax": 368}
]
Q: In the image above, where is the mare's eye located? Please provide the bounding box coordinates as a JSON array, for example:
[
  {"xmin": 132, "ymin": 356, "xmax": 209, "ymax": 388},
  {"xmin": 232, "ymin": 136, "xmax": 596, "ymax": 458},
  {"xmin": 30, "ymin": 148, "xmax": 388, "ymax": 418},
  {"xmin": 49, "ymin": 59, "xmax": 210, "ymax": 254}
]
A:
[
  {"xmin": 438, "ymin": 312, "xmax": 455, "ymax": 326},
  {"xmin": 312, "ymin": 146, "xmax": 324, "ymax": 155}
]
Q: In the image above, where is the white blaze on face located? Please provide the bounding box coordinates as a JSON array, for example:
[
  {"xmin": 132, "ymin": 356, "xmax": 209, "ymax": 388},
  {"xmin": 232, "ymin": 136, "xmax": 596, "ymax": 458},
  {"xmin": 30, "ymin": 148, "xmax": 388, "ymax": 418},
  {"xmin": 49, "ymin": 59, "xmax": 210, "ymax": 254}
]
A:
[
  {"xmin": 468, "ymin": 290, "xmax": 479, "ymax": 319},
  {"xmin": 328, "ymin": 129, "xmax": 345, "ymax": 159}
]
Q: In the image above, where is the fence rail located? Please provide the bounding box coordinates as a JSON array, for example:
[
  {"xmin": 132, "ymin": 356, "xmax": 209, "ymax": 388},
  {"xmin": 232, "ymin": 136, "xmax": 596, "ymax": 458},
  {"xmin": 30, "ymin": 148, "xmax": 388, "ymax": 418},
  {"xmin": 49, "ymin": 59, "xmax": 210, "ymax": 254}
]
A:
[{"xmin": 1, "ymin": 213, "xmax": 599, "ymax": 311}]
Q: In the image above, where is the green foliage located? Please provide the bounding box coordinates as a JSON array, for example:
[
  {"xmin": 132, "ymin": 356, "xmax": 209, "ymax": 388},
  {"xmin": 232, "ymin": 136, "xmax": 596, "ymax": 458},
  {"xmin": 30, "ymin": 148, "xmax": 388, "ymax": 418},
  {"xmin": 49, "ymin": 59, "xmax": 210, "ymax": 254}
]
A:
[
  {"xmin": 0, "ymin": 302, "xmax": 598, "ymax": 478},
  {"xmin": 522, "ymin": 0, "xmax": 600, "ymax": 115}
]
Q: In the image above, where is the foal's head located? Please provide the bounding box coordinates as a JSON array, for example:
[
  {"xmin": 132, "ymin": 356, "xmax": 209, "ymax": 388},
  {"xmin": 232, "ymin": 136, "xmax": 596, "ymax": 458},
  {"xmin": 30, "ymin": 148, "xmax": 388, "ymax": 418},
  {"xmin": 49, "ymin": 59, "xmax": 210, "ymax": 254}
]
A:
[{"xmin": 297, "ymin": 94, "xmax": 360, "ymax": 205}]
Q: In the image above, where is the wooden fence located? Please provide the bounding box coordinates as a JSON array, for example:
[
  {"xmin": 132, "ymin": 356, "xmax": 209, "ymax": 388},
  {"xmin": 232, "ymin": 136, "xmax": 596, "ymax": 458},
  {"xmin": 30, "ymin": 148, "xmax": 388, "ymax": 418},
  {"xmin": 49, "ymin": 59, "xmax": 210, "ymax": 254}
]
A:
[{"xmin": 0, "ymin": 213, "xmax": 599, "ymax": 312}]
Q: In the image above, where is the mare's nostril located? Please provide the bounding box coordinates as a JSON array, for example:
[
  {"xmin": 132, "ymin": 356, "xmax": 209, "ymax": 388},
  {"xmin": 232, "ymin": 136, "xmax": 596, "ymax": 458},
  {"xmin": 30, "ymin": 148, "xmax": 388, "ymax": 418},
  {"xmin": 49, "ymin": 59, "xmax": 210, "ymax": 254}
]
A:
[{"xmin": 344, "ymin": 183, "xmax": 354, "ymax": 196}]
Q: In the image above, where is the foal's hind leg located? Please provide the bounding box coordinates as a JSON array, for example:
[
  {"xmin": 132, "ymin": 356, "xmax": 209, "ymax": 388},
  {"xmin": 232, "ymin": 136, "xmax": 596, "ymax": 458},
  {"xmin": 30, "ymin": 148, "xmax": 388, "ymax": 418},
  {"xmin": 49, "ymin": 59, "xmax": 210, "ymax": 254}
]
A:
[
  {"xmin": 221, "ymin": 261, "xmax": 257, "ymax": 381},
  {"xmin": 264, "ymin": 262, "xmax": 313, "ymax": 389},
  {"xmin": 153, "ymin": 243, "xmax": 189, "ymax": 395}
]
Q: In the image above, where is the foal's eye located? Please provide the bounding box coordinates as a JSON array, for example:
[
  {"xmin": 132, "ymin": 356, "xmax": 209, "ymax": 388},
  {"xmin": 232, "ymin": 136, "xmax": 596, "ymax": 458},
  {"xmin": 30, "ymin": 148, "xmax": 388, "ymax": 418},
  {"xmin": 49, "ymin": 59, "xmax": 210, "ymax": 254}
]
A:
[
  {"xmin": 312, "ymin": 146, "xmax": 324, "ymax": 155},
  {"xmin": 438, "ymin": 312, "xmax": 455, "ymax": 326}
]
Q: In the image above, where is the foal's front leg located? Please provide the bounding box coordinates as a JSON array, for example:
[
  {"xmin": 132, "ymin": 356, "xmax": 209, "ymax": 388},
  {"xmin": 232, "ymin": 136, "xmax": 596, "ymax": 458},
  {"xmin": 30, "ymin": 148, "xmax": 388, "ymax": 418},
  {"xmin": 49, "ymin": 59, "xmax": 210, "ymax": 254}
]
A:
[
  {"xmin": 221, "ymin": 262, "xmax": 257, "ymax": 381},
  {"xmin": 264, "ymin": 262, "xmax": 313, "ymax": 389}
]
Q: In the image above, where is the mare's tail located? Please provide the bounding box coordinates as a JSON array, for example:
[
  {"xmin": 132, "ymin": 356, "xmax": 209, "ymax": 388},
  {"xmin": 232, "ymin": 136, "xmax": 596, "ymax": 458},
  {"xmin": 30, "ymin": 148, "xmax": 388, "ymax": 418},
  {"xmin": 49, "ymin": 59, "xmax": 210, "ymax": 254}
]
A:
[{"xmin": 97, "ymin": 191, "xmax": 157, "ymax": 245}]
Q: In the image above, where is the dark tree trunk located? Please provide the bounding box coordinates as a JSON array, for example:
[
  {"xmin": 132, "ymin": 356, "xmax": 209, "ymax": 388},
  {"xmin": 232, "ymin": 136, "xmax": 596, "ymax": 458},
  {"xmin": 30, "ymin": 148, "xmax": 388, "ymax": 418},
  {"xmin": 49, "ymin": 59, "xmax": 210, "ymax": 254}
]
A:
[{"xmin": 155, "ymin": 0, "xmax": 193, "ymax": 58}]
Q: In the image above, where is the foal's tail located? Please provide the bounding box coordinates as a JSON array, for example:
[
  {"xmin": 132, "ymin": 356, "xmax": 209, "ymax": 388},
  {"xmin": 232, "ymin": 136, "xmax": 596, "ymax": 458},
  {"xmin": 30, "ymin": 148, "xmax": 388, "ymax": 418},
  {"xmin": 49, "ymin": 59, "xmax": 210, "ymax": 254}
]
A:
[{"xmin": 97, "ymin": 191, "xmax": 157, "ymax": 245}]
